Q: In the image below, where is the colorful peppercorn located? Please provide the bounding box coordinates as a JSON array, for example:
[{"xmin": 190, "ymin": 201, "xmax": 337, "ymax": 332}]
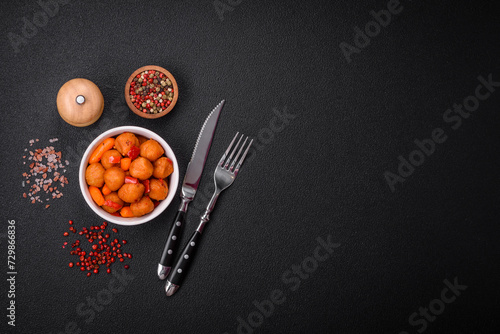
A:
[{"xmin": 129, "ymin": 70, "xmax": 174, "ymax": 114}]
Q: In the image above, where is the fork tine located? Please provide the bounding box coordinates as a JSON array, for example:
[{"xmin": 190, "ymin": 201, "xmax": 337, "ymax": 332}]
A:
[
  {"xmin": 234, "ymin": 139, "xmax": 253, "ymax": 174},
  {"xmin": 224, "ymin": 134, "xmax": 243, "ymax": 168},
  {"xmin": 219, "ymin": 132, "xmax": 239, "ymax": 166},
  {"xmin": 229, "ymin": 136, "xmax": 248, "ymax": 171}
]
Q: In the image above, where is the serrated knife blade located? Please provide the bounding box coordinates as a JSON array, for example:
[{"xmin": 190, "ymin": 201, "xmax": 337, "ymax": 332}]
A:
[{"xmin": 182, "ymin": 100, "xmax": 225, "ymax": 198}]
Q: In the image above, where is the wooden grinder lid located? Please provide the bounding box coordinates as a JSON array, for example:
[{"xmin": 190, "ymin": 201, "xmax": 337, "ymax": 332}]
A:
[{"xmin": 57, "ymin": 78, "xmax": 104, "ymax": 127}]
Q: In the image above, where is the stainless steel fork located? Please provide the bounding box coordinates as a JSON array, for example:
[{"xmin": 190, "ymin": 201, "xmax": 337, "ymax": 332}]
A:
[{"xmin": 165, "ymin": 132, "xmax": 253, "ymax": 296}]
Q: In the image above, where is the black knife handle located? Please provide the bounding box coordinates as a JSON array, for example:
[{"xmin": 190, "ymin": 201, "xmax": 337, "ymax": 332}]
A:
[
  {"xmin": 159, "ymin": 211, "xmax": 186, "ymax": 268},
  {"xmin": 167, "ymin": 230, "xmax": 202, "ymax": 286}
]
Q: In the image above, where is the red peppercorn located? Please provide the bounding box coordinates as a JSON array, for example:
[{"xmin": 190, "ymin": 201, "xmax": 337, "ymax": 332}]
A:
[
  {"xmin": 87, "ymin": 272, "xmax": 91, "ymax": 277},
  {"xmin": 65, "ymin": 221, "xmax": 131, "ymax": 277},
  {"xmin": 63, "ymin": 232, "xmax": 69, "ymax": 236},
  {"xmin": 124, "ymin": 265, "xmax": 129, "ymax": 269}
]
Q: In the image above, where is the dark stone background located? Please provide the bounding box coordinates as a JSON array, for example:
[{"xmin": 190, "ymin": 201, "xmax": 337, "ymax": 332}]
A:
[{"xmin": 1, "ymin": 0, "xmax": 499, "ymax": 333}]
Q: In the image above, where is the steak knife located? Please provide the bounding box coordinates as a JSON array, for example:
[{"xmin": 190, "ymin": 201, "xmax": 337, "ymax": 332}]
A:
[{"xmin": 158, "ymin": 100, "xmax": 225, "ymax": 279}]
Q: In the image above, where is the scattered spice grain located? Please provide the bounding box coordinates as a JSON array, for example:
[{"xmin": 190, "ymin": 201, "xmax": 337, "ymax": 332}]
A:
[
  {"xmin": 63, "ymin": 220, "xmax": 132, "ymax": 277},
  {"xmin": 21, "ymin": 138, "xmax": 69, "ymax": 208}
]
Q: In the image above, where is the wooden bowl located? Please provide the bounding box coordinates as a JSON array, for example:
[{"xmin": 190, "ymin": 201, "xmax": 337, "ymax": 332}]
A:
[
  {"xmin": 57, "ymin": 78, "xmax": 104, "ymax": 127},
  {"xmin": 124, "ymin": 65, "xmax": 178, "ymax": 119}
]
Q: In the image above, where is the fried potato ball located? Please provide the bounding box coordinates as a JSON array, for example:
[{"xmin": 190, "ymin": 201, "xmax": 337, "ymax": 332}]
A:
[
  {"xmin": 101, "ymin": 149, "xmax": 122, "ymax": 169},
  {"xmin": 102, "ymin": 192, "xmax": 124, "ymax": 213},
  {"xmin": 114, "ymin": 132, "xmax": 140, "ymax": 156},
  {"xmin": 118, "ymin": 183, "xmax": 145, "ymax": 203},
  {"xmin": 153, "ymin": 157, "xmax": 174, "ymax": 179},
  {"xmin": 149, "ymin": 179, "xmax": 169, "ymax": 201},
  {"xmin": 137, "ymin": 135, "xmax": 149, "ymax": 145},
  {"xmin": 140, "ymin": 139, "xmax": 165, "ymax": 162},
  {"xmin": 129, "ymin": 157, "xmax": 154, "ymax": 180},
  {"xmin": 130, "ymin": 196, "xmax": 154, "ymax": 217},
  {"xmin": 85, "ymin": 162, "xmax": 105, "ymax": 187},
  {"xmin": 103, "ymin": 167, "xmax": 126, "ymax": 191}
]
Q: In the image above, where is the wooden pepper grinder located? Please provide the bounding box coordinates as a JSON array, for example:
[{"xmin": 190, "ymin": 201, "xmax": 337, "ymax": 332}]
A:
[{"xmin": 57, "ymin": 78, "xmax": 104, "ymax": 127}]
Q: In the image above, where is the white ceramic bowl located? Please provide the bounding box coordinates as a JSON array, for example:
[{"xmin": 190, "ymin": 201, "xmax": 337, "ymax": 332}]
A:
[{"xmin": 79, "ymin": 126, "xmax": 179, "ymax": 226}]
